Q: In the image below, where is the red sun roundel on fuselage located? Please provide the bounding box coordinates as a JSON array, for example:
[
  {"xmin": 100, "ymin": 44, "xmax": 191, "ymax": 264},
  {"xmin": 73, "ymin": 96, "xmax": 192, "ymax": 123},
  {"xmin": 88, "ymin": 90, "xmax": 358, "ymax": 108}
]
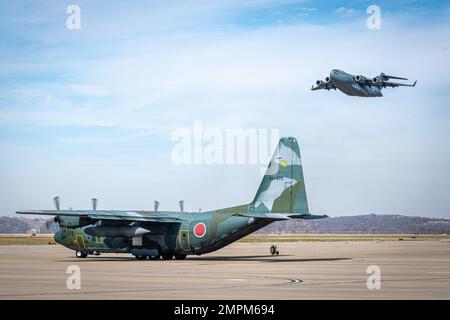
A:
[{"xmin": 193, "ymin": 223, "xmax": 206, "ymax": 237}]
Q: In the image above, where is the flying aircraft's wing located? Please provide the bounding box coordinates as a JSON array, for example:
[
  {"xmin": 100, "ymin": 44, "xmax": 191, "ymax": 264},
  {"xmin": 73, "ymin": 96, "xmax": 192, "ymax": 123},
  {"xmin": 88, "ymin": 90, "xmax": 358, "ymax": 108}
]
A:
[
  {"xmin": 380, "ymin": 80, "xmax": 417, "ymax": 88},
  {"xmin": 382, "ymin": 74, "xmax": 408, "ymax": 80},
  {"xmin": 16, "ymin": 210, "xmax": 182, "ymax": 223},
  {"xmin": 370, "ymin": 73, "xmax": 417, "ymax": 88}
]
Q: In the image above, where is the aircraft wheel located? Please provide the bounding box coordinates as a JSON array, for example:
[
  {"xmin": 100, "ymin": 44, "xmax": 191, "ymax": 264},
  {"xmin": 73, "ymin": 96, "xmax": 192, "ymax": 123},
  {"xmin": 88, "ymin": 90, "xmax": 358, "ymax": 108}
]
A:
[
  {"xmin": 161, "ymin": 253, "xmax": 174, "ymax": 260},
  {"xmin": 148, "ymin": 254, "xmax": 161, "ymax": 260},
  {"xmin": 174, "ymin": 254, "xmax": 187, "ymax": 260},
  {"xmin": 76, "ymin": 250, "xmax": 88, "ymax": 258},
  {"xmin": 135, "ymin": 255, "xmax": 147, "ymax": 260}
]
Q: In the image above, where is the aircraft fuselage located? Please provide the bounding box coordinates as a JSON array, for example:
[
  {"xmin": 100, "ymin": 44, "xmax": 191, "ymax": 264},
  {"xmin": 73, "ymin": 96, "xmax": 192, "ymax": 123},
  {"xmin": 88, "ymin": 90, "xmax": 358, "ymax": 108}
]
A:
[
  {"xmin": 54, "ymin": 211, "xmax": 271, "ymax": 257},
  {"xmin": 329, "ymin": 69, "xmax": 383, "ymax": 97}
]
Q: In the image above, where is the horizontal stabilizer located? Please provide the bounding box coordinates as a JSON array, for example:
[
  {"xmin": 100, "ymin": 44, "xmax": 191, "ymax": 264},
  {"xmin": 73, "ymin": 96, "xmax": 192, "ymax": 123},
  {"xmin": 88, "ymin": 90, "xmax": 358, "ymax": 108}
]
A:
[
  {"xmin": 288, "ymin": 214, "xmax": 328, "ymax": 220},
  {"xmin": 233, "ymin": 213, "xmax": 292, "ymax": 221},
  {"xmin": 234, "ymin": 212, "xmax": 328, "ymax": 221}
]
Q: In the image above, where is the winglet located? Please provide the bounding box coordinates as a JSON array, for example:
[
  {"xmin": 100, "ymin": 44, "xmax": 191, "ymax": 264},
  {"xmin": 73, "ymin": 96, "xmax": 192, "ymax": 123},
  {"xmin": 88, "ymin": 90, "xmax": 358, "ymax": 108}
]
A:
[{"xmin": 413, "ymin": 80, "xmax": 417, "ymax": 87}]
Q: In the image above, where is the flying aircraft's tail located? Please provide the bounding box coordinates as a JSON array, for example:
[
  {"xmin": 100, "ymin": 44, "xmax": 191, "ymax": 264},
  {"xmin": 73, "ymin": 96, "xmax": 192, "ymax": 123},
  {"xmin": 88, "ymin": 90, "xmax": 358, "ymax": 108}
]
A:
[{"xmin": 249, "ymin": 137, "xmax": 309, "ymax": 215}]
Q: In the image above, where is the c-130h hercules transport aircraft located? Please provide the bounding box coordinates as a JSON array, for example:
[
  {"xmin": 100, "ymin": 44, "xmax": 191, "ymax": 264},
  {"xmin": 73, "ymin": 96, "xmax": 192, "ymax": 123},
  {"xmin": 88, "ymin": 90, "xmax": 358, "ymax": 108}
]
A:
[{"xmin": 17, "ymin": 137, "xmax": 327, "ymax": 260}]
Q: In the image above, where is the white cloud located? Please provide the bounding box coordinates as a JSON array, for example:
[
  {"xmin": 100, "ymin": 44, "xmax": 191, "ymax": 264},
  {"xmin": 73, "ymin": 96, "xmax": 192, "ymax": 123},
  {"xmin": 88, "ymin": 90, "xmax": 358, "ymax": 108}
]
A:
[{"xmin": 333, "ymin": 7, "xmax": 358, "ymax": 17}]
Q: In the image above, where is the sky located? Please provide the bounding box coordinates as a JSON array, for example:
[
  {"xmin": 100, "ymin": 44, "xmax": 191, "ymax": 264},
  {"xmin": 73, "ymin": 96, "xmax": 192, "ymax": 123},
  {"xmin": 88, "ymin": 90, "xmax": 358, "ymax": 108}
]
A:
[{"xmin": 0, "ymin": 0, "xmax": 449, "ymax": 218}]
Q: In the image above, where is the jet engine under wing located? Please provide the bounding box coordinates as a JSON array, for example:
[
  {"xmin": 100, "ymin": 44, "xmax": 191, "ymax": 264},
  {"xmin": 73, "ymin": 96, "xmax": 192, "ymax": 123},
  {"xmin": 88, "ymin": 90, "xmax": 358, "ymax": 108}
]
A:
[
  {"xmin": 16, "ymin": 210, "xmax": 183, "ymax": 223},
  {"xmin": 311, "ymin": 80, "xmax": 337, "ymax": 91}
]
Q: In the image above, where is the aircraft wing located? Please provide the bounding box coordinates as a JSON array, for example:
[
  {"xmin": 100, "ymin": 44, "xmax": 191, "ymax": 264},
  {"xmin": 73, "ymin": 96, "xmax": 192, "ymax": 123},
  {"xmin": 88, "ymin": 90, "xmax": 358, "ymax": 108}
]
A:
[
  {"xmin": 380, "ymin": 80, "xmax": 417, "ymax": 88},
  {"xmin": 16, "ymin": 210, "xmax": 182, "ymax": 223}
]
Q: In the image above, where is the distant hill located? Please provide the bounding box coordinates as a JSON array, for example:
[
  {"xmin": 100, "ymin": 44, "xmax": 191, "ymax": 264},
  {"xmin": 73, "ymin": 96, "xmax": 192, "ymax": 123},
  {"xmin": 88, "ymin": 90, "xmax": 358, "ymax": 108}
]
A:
[
  {"xmin": 1, "ymin": 214, "xmax": 449, "ymax": 234},
  {"xmin": 257, "ymin": 214, "xmax": 450, "ymax": 234},
  {"xmin": 0, "ymin": 216, "xmax": 49, "ymax": 233}
]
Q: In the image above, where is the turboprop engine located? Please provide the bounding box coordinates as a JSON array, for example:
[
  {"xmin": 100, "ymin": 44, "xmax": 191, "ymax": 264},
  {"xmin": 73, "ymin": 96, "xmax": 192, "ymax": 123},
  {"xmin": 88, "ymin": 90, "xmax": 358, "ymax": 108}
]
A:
[
  {"xmin": 47, "ymin": 196, "xmax": 95, "ymax": 228},
  {"xmin": 57, "ymin": 216, "xmax": 94, "ymax": 228}
]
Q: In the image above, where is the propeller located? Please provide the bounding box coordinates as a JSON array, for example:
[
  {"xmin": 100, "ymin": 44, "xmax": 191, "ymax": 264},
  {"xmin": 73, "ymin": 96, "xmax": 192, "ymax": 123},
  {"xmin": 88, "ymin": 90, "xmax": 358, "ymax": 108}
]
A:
[
  {"xmin": 44, "ymin": 216, "xmax": 60, "ymax": 233},
  {"xmin": 53, "ymin": 196, "xmax": 60, "ymax": 210},
  {"xmin": 179, "ymin": 200, "xmax": 184, "ymax": 212},
  {"xmin": 92, "ymin": 198, "xmax": 98, "ymax": 210},
  {"xmin": 154, "ymin": 200, "xmax": 160, "ymax": 212},
  {"xmin": 45, "ymin": 196, "xmax": 61, "ymax": 233}
]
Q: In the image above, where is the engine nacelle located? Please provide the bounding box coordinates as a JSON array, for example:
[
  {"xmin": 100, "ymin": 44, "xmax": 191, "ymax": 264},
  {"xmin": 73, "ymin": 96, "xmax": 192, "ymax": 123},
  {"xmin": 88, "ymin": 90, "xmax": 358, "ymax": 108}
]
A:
[
  {"xmin": 372, "ymin": 77, "xmax": 382, "ymax": 85},
  {"xmin": 325, "ymin": 77, "xmax": 331, "ymax": 83},
  {"xmin": 316, "ymin": 80, "xmax": 324, "ymax": 86},
  {"xmin": 57, "ymin": 216, "xmax": 93, "ymax": 228},
  {"xmin": 354, "ymin": 75, "xmax": 367, "ymax": 83}
]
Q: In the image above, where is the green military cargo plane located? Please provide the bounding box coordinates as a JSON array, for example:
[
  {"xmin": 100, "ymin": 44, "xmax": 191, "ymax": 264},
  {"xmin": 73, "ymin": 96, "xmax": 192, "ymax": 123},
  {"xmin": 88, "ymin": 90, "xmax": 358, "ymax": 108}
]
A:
[{"xmin": 17, "ymin": 137, "xmax": 327, "ymax": 260}]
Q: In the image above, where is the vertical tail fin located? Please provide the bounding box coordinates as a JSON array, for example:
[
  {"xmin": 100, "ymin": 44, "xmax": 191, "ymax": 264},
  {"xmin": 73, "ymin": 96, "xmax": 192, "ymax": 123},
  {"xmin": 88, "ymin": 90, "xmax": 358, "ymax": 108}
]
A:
[{"xmin": 250, "ymin": 137, "xmax": 309, "ymax": 214}]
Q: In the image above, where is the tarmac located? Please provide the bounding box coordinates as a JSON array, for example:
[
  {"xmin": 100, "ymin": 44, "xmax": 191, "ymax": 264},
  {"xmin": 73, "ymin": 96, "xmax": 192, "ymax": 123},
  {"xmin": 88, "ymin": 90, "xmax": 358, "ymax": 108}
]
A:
[{"xmin": 1, "ymin": 240, "xmax": 450, "ymax": 299}]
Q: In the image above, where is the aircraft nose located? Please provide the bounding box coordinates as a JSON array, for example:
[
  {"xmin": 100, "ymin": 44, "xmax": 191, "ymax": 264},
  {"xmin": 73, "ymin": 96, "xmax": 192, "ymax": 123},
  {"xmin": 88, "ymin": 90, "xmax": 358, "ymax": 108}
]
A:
[
  {"xmin": 330, "ymin": 70, "xmax": 339, "ymax": 81},
  {"xmin": 54, "ymin": 230, "xmax": 65, "ymax": 245}
]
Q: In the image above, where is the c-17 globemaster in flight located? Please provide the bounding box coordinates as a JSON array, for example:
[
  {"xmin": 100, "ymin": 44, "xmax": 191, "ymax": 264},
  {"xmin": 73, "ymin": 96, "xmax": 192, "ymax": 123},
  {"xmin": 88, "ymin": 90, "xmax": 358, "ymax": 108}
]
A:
[
  {"xmin": 311, "ymin": 69, "xmax": 417, "ymax": 97},
  {"xmin": 17, "ymin": 137, "xmax": 327, "ymax": 260}
]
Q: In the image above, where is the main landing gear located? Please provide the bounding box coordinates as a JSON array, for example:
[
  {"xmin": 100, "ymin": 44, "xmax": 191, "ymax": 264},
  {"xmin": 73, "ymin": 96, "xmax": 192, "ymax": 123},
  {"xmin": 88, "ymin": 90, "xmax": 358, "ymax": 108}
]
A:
[
  {"xmin": 162, "ymin": 253, "xmax": 174, "ymax": 260},
  {"xmin": 75, "ymin": 250, "xmax": 100, "ymax": 258},
  {"xmin": 76, "ymin": 250, "xmax": 88, "ymax": 258}
]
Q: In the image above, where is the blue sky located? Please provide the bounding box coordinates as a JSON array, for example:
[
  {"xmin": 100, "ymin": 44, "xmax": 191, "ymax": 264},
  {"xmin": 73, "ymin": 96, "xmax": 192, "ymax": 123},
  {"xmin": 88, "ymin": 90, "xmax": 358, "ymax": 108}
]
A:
[{"xmin": 1, "ymin": 0, "xmax": 450, "ymax": 217}]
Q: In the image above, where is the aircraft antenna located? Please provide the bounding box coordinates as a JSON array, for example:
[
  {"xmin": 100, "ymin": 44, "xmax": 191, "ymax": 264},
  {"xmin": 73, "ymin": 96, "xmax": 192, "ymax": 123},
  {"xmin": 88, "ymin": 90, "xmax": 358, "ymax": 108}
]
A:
[
  {"xmin": 179, "ymin": 200, "xmax": 184, "ymax": 212},
  {"xmin": 92, "ymin": 198, "xmax": 98, "ymax": 210},
  {"xmin": 53, "ymin": 196, "xmax": 60, "ymax": 210}
]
